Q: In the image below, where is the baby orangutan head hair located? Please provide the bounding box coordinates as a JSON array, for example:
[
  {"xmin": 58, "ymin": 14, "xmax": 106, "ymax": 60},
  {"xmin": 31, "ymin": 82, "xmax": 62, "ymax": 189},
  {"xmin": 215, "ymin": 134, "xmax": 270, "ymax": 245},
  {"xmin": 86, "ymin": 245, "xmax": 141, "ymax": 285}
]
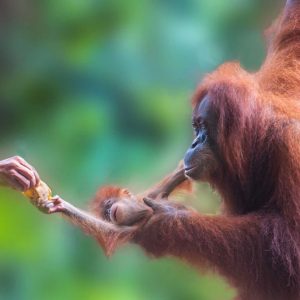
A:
[{"xmin": 90, "ymin": 186, "xmax": 153, "ymax": 226}]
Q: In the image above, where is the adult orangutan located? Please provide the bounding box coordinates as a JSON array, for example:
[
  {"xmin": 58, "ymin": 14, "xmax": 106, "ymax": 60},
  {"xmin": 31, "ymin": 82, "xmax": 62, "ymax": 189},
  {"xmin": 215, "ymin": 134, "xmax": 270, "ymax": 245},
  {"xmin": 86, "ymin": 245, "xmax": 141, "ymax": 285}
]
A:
[{"xmin": 11, "ymin": 1, "xmax": 300, "ymax": 299}]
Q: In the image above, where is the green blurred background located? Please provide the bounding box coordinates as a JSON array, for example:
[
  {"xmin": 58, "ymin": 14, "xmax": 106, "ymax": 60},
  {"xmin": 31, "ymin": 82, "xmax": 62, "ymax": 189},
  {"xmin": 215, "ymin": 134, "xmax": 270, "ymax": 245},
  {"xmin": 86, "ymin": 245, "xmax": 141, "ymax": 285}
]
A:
[{"xmin": 0, "ymin": 0, "xmax": 282, "ymax": 299}]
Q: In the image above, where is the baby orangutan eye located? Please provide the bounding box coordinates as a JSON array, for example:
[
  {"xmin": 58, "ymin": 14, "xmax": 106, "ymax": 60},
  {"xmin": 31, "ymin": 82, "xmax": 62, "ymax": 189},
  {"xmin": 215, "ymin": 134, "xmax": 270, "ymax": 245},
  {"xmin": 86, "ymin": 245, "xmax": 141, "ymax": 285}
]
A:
[{"xmin": 103, "ymin": 199, "xmax": 115, "ymax": 221}]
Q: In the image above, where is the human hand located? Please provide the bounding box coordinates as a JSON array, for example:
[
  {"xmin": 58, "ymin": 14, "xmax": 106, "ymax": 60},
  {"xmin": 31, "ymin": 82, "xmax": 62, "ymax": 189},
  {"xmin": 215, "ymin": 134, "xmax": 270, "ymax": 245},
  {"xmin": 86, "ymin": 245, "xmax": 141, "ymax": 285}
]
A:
[{"xmin": 0, "ymin": 156, "xmax": 40, "ymax": 191}]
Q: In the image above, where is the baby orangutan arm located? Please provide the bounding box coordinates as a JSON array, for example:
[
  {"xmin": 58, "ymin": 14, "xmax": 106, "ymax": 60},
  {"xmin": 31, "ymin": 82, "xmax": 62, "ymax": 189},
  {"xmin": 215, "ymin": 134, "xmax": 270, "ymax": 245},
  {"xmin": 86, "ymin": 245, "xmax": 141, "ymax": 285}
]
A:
[
  {"xmin": 24, "ymin": 163, "xmax": 190, "ymax": 255},
  {"xmin": 24, "ymin": 182, "xmax": 140, "ymax": 256},
  {"xmin": 88, "ymin": 161, "xmax": 189, "ymax": 229},
  {"xmin": 138, "ymin": 161, "xmax": 189, "ymax": 200},
  {"xmin": 49, "ymin": 196, "xmax": 138, "ymax": 256}
]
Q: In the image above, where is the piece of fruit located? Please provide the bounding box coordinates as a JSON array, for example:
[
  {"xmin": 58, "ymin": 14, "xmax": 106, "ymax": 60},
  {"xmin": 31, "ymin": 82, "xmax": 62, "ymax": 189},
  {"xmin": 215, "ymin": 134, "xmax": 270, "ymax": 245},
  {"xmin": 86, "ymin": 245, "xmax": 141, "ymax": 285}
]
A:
[
  {"xmin": 23, "ymin": 181, "xmax": 52, "ymax": 207},
  {"xmin": 23, "ymin": 181, "xmax": 52, "ymax": 213}
]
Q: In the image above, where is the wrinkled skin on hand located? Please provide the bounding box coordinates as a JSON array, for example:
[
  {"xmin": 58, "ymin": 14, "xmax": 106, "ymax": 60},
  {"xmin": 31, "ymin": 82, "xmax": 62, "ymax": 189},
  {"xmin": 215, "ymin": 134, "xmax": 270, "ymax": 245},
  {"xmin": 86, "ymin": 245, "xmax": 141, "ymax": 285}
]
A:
[{"xmin": 0, "ymin": 156, "xmax": 40, "ymax": 191}]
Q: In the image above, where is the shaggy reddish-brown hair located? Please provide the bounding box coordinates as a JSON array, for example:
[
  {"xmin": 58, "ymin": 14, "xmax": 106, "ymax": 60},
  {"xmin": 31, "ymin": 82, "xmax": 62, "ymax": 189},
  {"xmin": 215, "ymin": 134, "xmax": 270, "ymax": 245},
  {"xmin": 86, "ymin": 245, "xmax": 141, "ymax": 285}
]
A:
[{"xmin": 129, "ymin": 2, "xmax": 300, "ymax": 300}]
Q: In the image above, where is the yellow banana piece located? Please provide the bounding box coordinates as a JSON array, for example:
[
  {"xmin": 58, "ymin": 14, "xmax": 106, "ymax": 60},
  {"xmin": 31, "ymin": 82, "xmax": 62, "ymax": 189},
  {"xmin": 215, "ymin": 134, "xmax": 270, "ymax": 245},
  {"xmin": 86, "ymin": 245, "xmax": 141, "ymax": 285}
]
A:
[{"xmin": 23, "ymin": 181, "xmax": 53, "ymax": 213}]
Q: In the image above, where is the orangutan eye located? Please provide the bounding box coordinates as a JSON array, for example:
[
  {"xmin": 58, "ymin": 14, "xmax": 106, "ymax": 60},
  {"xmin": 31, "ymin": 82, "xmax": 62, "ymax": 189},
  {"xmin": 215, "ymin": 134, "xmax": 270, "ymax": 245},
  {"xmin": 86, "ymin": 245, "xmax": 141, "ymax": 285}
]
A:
[
  {"xmin": 193, "ymin": 120, "xmax": 208, "ymax": 143},
  {"xmin": 199, "ymin": 130, "xmax": 207, "ymax": 144}
]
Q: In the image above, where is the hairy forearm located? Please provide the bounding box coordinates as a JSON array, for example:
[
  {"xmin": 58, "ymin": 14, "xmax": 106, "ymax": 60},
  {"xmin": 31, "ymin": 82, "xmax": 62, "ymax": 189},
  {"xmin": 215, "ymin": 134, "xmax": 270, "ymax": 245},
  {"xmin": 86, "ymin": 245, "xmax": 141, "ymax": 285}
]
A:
[
  {"xmin": 60, "ymin": 200, "xmax": 118, "ymax": 236},
  {"xmin": 146, "ymin": 168, "xmax": 187, "ymax": 199},
  {"xmin": 27, "ymin": 185, "xmax": 138, "ymax": 256},
  {"xmin": 134, "ymin": 211, "xmax": 262, "ymax": 272},
  {"xmin": 57, "ymin": 199, "xmax": 137, "ymax": 255},
  {"xmin": 138, "ymin": 161, "xmax": 188, "ymax": 200}
]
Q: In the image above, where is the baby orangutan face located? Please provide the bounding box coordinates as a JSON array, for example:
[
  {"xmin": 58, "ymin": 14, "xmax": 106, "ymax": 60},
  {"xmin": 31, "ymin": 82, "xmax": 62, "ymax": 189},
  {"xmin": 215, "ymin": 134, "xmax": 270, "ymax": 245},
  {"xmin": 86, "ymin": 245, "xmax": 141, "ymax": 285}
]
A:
[{"xmin": 91, "ymin": 186, "xmax": 153, "ymax": 226}]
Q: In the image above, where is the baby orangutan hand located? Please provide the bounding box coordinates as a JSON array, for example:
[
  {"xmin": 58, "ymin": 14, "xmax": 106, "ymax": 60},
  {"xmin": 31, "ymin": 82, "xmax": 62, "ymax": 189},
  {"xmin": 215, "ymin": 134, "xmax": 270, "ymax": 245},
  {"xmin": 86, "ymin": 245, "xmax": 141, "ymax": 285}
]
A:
[{"xmin": 23, "ymin": 181, "xmax": 65, "ymax": 214}]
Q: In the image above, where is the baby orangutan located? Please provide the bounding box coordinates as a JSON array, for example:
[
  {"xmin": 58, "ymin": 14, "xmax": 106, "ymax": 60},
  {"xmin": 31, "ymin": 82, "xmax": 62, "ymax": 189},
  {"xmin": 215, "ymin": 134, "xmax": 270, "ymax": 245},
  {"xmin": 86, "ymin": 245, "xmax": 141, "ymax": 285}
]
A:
[
  {"xmin": 90, "ymin": 186, "xmax": 153, "ymax": 226},
  {"xmin": 90, "ymin": 163, "xmax": 190, "ymax": 227},
  {"xmin": 26, "ymin": 164, "xmax": 190, "ymax": 256}
]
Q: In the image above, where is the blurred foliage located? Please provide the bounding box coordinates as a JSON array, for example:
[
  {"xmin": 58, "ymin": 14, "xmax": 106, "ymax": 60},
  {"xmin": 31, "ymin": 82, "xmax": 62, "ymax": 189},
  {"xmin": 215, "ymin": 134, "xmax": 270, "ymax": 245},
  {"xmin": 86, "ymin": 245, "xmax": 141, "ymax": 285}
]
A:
[{"xmin": 0, "ymin": 0, "xmax": 282, "ymax": 299}]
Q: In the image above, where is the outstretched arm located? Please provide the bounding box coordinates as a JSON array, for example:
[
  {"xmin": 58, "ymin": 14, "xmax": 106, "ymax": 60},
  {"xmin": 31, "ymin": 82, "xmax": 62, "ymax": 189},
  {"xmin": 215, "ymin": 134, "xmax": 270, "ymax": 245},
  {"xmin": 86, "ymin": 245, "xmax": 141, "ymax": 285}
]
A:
[
  {"xmin": 23, "ymin": 160, "xmax": 190, "ymax": 255},
  {"xmin": 133, "ymin": 199, "xmax": 264, "ymax": 280},
  {"xmin": 48, "ymin": 160, "xmax": 190, "ymax": 254},
  {"xmin": 32, "ymin": 196, "xmax": 137, "ymax": 256}
]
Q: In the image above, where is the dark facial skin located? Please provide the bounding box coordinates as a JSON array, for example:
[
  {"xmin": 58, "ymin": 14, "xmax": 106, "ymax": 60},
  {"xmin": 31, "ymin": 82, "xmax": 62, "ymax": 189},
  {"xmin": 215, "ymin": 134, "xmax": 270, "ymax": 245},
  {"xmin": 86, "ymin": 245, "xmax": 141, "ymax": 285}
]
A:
[{"xmin": 184, "ymin": 95, "xmax": 219, "ymax": 180}]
